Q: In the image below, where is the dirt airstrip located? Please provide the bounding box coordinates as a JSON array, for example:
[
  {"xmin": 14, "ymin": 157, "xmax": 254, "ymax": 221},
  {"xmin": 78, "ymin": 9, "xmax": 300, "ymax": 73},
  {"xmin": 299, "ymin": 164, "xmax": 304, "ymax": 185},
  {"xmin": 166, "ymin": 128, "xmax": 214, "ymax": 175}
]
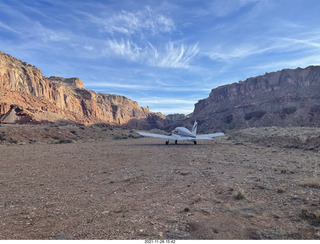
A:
[{"xmin": 0, "ymin": 124, "xmax": 320, "ymax": 239}]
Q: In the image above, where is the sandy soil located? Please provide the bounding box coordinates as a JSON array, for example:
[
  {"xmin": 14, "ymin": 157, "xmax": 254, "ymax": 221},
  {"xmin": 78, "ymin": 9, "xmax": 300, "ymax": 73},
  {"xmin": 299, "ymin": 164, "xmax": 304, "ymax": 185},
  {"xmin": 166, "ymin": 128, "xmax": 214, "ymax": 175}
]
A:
[{"xmin": 0, "ymin": 124, "xmax": 320, "ymax": 240}]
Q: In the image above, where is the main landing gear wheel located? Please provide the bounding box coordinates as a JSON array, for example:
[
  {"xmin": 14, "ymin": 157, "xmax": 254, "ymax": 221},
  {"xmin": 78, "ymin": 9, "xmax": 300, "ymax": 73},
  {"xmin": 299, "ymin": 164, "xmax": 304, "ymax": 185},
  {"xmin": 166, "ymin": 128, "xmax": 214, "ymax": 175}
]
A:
[
  {"xmin": 175, "ymin": 140, "xmax": 178, "ymax": 145},
  {"xmin": 165, "ymin": 141, "xmax": 169, "ymax": 145},
  {"xmin": 194, "ymin": 141, "xmax": 197, "ymax": 145}
]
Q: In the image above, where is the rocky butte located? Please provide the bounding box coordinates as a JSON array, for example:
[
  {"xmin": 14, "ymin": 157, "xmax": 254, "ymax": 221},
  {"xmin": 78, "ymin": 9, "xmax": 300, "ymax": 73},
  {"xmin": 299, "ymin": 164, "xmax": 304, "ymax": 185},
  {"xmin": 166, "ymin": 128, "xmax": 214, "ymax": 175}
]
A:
[
  {"xmin": 186, "ymin": 66, "xmax": 320, "ymax": 132},
  {"xmin": 0, "ymin": 51, "xmax": 165, "ymax": 129}
]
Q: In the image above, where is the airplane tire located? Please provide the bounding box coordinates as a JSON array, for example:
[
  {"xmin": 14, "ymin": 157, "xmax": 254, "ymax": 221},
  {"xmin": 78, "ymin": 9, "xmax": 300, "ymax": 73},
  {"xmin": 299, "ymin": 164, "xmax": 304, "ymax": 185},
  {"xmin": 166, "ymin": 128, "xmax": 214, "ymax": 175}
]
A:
[
  {"xmin": 194, "ymin": 141, "xmax": 197, "ymax": 145},
  {"xmin": 175, "ymin": 140, "xmax": 178, "ymax": 145},
  {"xmin": 166, "ymin": 141, "xmax": 169, "ymax": 145}
]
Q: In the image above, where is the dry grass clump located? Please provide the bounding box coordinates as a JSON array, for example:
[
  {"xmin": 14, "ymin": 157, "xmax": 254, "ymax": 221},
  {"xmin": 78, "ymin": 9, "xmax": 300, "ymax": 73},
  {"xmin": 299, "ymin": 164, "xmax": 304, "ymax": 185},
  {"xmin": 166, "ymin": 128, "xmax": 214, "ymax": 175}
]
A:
[
  {"xmin": 191, "ymin": 195, "xmax": 202, "ymax": 204},
  {"xmin": 280, "ymin": 167, "xmax": 287, "ymax": 174},
  {"xmin": 58, "ymin": 139, "xmax": 73, "ymax": 144},
  {"xmin": 301, "ymin": 207, "xmax": 320, "ymax": 224},
  {"xmin": 276, "ymin": 185, "xmax": 286, "ymax": 193},
  {"xmin": 234, "ymin": 189, "xmax": 245, "ymax": 200},
  {"xmin": 300, "ymin": 178, "xmax": 320, "ymax": 188},
  {"xmin": 0, "ymin": 133, "xmax": 6, "ymax": 141}
]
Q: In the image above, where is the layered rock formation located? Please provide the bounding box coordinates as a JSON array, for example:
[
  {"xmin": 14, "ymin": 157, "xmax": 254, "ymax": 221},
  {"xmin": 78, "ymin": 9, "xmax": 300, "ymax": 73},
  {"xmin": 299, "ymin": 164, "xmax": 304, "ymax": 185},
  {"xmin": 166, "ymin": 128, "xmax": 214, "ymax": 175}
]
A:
[
  {"xmin": 0, "ymin": 51, "xmax": 165, "ymax": 128},
  {"xmin": 188, "ymin": 66, "xmax": 320, "ymax": 132}
]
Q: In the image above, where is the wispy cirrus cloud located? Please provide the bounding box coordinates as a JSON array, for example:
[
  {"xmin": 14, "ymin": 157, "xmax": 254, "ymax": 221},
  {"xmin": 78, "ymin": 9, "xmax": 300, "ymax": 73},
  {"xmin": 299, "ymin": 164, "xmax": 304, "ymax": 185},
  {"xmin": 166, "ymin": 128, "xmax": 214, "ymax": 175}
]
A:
[
  {"xmin": 82, "ymin": 6, "xmax": 199, "ymax": 69},
  {"xmin": 0, "ymin": 20, "xmax": 20, "ymax": 34},
  {"xmin": 105, "ymin": 39, "xmax": 199, "ymax": 68},
  {"xmin": 0, "ymin": 1, "xmax": 71, "ymax": 44},
  {"xmin": 203, "ymin": 32, "xmax": 320, "ymax": 63},
  {"xmin": 105, "ymin": 39, "xmax": 141, "ymax": 61},
  {"xmin": 87, "ymin": 6, "xmax": 175, "ymax": 36},
  {"xmin": 148, "ymin": 42, "xmax": 199, "ymax": 68},
  {"xmin": 32, "ymin": 22, "xmax": 71, "ymax": 42},
  {"xmin": 203, "ymin": 43, "xmax": 279, "ymax": 61},
  {"xmin": 249, "ymin": 53, "xmax": 320, "ymax": 72},
  {"xmin": 138, "ymin": 97, "xmax": 196, "ymax": 105},
  {"xmin": 87, "ymin": 81, "xmax": 211, "ymax": 92},
  {"xmin": 279, "ymin": 36, "xmax": 320, "ymax": 49}
]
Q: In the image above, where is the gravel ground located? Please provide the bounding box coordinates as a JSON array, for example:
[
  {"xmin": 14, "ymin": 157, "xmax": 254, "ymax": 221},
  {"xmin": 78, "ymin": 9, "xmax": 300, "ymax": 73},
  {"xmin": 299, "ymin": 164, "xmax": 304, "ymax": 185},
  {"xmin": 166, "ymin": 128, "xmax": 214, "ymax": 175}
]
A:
[{"xmin": 0, "ymin": 124, "xmax": 320, "ymax": 239}]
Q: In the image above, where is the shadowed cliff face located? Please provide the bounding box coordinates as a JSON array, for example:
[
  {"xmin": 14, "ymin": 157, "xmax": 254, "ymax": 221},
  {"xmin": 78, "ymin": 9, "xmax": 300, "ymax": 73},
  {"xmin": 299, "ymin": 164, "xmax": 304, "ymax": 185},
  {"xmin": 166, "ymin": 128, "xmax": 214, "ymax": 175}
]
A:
[
  {"xmin": 189, "ymin": 66, "xmax": 320, "ymax": 132},
  {"xmin": 0, "ymin": 51, "xmax": 165, "ymax": 128}
]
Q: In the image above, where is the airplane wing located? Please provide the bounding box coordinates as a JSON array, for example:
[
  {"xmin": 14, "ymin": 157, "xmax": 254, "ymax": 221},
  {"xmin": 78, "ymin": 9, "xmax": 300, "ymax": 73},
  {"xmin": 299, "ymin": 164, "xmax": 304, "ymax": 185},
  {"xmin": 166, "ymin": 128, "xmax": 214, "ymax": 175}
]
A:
[
  {"xmin": 138, "ymin": 132, "xmax": 177, "ymax": 140},
  {"xmin": 196, "ymin": 132, "xmax": 225, "ymax": 139}
]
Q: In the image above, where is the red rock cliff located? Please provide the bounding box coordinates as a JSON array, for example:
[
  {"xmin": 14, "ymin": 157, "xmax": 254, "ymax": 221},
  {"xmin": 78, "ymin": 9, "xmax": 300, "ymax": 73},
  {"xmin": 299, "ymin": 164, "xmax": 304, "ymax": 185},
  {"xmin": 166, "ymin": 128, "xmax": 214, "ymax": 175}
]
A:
[
  {"xmin": 189, "ymin": 66, "xmax": 320, "ymax": 132},
  {"xmin": 0, "ymin": 51, "xmax": 165, "ymax": 128}
]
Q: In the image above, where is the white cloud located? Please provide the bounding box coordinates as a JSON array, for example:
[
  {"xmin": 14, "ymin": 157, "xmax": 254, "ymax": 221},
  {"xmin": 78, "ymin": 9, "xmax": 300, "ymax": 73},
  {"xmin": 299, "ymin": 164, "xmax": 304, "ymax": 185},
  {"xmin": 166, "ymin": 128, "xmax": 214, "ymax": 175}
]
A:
[
  {"xmin": 105, "ymin": 39, "xmax": 141, "ymax": 61},
  {"xmin": 88, "ymin": 82, "xmax": 154, "ymax": 90},
  {"xmin": 80, "ymin": 5, "xmax": 198, "ymax": 69},
  {"xmin": 34, "ymin": 23, "xmax": 70, "ymax": 42},
  {"xmin": 89, "ymin": 6, "xmax": 175, "ymax": 36},
  {"xmin": 105, "ymin": 39, "xmax": 199, "ymax": 69},
  {"xmin": 149, "ymin": 42, "xmax": 199, "ymax": 68},
  {"xmin": 279, "ymin": 37, "xmax": 320, "ymax": 49},
  {"xmin": 206, "ymin": 0, "xmax": 260, "ymax": 18},
  {"xmin": 0, "ymin": 21, "xmax": 20, "ymax": 34},
  {"xmin": 202, "ymin": 32, "xmax": 320, "ymax": 62},
  {"xmin": 87, "ymin": 81, "xmax": 211, "ymax": 92},
  {"xmin": 138, "ymin": 98, "xmax": 196, "ymax": 105},
  {"xmin": 249, "ymin": 54, "xmax": 320, "ymax": 72},
  {"xmin": 202, "ymin": 41, "xmax": 285, "ymax": 62}
]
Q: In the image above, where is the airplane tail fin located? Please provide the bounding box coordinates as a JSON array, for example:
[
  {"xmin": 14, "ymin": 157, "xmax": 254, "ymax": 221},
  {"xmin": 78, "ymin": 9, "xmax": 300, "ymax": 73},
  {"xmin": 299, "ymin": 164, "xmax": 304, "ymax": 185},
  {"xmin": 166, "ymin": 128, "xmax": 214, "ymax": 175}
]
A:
[{"xmin": 191, "ymin": 121, "xmax": 198, "ymax": 136}]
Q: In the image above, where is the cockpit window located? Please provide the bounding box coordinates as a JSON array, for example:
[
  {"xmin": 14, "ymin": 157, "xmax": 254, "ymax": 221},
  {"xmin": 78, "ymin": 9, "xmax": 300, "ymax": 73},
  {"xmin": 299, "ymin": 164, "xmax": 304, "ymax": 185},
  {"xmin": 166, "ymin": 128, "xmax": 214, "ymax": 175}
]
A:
[{"xmin": 172, "ymin": 129, "xmax": 178, "ymax": 133}]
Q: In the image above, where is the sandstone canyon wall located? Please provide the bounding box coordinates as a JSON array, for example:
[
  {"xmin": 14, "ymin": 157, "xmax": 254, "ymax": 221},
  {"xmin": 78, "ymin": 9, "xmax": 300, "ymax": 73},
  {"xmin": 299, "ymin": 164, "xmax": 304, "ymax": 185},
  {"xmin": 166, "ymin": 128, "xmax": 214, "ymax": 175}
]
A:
[
  {"xmin": 0, "ymin": 51, "xmax": 165, "ymax": 129},
  {"xmin": 188, "ymin": 66, "xmax": 320, "ymax": 132}
]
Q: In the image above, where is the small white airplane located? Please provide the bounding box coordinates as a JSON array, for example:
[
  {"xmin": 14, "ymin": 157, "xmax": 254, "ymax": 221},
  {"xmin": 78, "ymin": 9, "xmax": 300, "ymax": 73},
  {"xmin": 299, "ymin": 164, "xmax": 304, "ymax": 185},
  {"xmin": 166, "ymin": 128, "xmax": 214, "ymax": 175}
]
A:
[{"xmin": 138, "ymin": 121, "xmax": 224, "ymax": 145}]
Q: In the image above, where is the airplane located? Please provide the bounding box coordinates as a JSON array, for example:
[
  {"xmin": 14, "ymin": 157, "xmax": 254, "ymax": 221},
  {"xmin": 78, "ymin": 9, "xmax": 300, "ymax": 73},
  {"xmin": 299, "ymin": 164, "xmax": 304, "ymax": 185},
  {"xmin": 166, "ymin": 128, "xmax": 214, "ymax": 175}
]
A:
[{"xmin": 138, "ymin": 121, "xmax": 224, "ymax": 145}]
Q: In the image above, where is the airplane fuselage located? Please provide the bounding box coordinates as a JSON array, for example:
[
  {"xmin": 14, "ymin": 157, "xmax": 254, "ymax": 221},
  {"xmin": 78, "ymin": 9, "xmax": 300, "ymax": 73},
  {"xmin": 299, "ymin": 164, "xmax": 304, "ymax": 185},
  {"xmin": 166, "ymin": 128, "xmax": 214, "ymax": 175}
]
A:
[{"xmin": 172, "ymin": 127, "xmax": 196, "ymax": 138}]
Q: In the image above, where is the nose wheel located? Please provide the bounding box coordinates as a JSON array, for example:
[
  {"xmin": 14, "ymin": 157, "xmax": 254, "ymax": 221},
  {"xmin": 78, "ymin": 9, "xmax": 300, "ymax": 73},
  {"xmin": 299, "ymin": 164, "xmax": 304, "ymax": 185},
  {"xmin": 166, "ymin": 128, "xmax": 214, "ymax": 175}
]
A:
[
  {"xmin": 194, "ymin": 141, "xmax": 197, "ymax": 145},
  {"xmin": 166, "ymin": 141, "xmax": 169, "ymax": 145}
]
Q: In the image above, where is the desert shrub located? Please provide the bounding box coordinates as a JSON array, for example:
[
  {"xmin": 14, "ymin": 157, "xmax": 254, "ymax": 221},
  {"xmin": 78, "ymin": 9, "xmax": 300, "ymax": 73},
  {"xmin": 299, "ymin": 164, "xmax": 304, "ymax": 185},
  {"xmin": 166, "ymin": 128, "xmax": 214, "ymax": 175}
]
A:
[
  {"xmin": 58, "ymin": 139, "xmax": 73, "ymax": 144},
  {"xmin": 280, "ymin": 167, "xmax": 287, "ymax": 174},
  {"xmin": 224, "ymin": 114, "xmax": 233, "ymax": 124},
  {"xmin": 234, "ymin": 189, "xmax": 245, "ymax": 200},
  {"xmin": 0, "ymin": 133, "xmax": 6, "ymax": 141},
  {"xmin": 310, "ymin": 105, "xmax": 320, "ymax": 114},
  {"xmin": 244, "ymin": 111, "xmax": 266, "ymax": 120},
  {"xmin": 276, "ymin": 185, "xmax": 285, "ymax": 193},
  {"xmin": 301, "ymin": 207, "xmax": 320, "ymax": 224},
  {"xmin": 8, "ymin": 138, "xmax": 17, "ymax": 144},
  {"xmin": 113, "ymin": 135, "xmax": 128, "ymax": 140},
  {"xmin": 191, "ymin": 195, "xmax": 202, "ymax": 204},
  {"xmin": 183, "ymin": 207, "xmax": 190, "ymax": 212},
  {"xmin": 300, "ymin": 178, "xmax": 320, "ymax": 188},
  {"xmin": 128, "ymin": 133, "xmax": 143, "ymax": 139},
  {"xmin": 282, "ymin": 107, "xmax": 297, "ymax": 115}
]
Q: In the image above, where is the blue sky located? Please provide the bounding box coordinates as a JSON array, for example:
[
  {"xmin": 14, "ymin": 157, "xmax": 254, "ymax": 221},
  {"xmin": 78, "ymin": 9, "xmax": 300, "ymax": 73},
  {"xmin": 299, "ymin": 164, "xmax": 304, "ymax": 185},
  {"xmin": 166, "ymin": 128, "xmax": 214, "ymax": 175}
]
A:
[{"xmin": 1, "ymin": 0, "xmax": 320, "ymax": 114}]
